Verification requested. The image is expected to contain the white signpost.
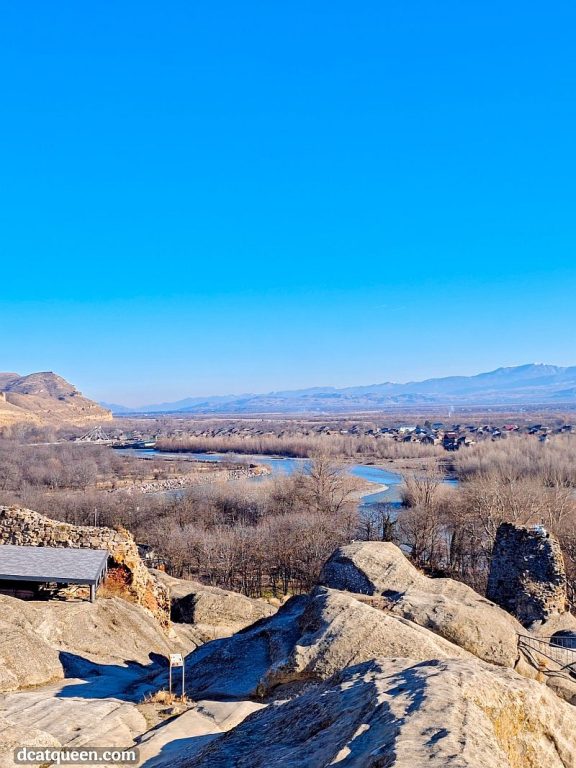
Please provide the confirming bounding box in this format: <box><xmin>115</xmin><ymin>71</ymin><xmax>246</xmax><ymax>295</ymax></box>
<box><xmin>168</xmin><ymin>653</ymin><xmax>185</xmax><ymax>700</ymax></box>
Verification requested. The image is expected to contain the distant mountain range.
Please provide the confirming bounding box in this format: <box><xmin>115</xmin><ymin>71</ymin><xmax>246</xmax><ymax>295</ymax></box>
<box><xmin>102</xmin><ymin>364</ymin><xmax>576</xmax><ymax>415</ymax></box>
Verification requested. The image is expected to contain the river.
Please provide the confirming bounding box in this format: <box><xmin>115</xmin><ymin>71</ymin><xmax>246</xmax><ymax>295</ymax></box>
<box><xmin>120</xmin><ymin>448</ymin><xmax>406</xmax><ymax>508</ymax></box>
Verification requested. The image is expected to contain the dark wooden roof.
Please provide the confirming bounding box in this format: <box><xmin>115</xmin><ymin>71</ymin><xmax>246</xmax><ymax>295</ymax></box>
<box><xmin>0</xmin><ymin>545</ymin><xmax>108</xmax><ymax>585</ymax></box>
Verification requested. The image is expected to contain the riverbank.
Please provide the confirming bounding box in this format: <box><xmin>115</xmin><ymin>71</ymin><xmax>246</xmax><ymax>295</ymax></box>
<box><xmin>114</xmin><ymin>447</ymin><xmax>406</xmax><ymax>507</ymax></box>
<box><xmin>112</xmin><ymin>464</ymin><xmax>271</xmax><ymax>494</ymax></box>
<box><xmin>151</xmin><ymin>445</ymin><xmax>451</xmax><ymax>482</ymax></box>
<box><xmin>352</xmin><ymin>454</ymin><xmax>456</xmax><ymax>480</ymax></box>
<box><xmin>352</xmin><ymin>482</ymin><xmax>390</xmax><ymax>502</ymax></box>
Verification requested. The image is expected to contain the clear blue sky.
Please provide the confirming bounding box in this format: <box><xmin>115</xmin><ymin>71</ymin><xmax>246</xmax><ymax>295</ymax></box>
<box><xmin>1</xmin><ymin>1</ymin><xmax>575</xmax><ymax>405</ymax></box>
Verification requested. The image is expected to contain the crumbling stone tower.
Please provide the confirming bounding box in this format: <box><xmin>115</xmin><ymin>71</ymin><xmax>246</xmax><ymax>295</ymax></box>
<box><xmin>487</xmin><ymin>522</ymin><xmax>567</xmax><ymax>626</ymax></box>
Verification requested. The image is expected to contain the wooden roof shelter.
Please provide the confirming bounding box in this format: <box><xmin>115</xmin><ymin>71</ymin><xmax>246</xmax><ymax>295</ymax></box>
<box><xmin>0</xmin><ymin>545</ymin><xmax>109</xmax><ymax>602</ymax></box>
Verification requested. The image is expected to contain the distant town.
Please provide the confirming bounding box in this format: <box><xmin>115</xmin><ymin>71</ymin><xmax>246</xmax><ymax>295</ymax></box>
<box><xmin>74</xmin><ymin>415</ymin><xmax>576</xmax><ymax>453</ymax></box>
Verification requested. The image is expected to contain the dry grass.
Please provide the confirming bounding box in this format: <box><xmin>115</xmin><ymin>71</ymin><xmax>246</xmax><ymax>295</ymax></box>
<box><xmin>455</xmin><ymin>433</ymin><xmax>576</xmax><ymax>486</ymax></box>
<box><xmin>143</xmin><ymin>689</ymin><xmax>176</xmax><ymax>705</ymax></box>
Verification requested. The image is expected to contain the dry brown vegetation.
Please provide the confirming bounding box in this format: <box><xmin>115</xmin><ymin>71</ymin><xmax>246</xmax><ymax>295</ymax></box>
<box><xmin>157</xmin><ymin>433</ymin><xmax>442</xmax><ymax>460</ymax></box>
<box><xmin>0</xmin><ymin>441</ymin><xmax>225</xmax><ymax>494</ymax></box>
<box><xmin>2</xmin><ymin>425</ymin><xmax>576</xmax><ymax>607</ymax></box>
<box><xmin>0</xmin><ymin>441</ymin><xmax>362</xmax><ymax>597</ymax></box>
<box><xmin>139</xmin><ymin>456</ymin><xmax>361</xmax><ymax>596</ymax></box>
<box><xmin>394</xmin><ymin>434</ymin><xmax>576</xmax><ymax>597</ymax></box>
<box><xmin>455</xmin><ymin>434</ymin><xmax>576</xmax><ymax>486</ymax></box>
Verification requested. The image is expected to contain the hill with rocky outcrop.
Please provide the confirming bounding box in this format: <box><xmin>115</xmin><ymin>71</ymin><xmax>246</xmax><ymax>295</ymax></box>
<box><xmin>145</xmin><ymin>541</ymin><xmax>576</xmax><ymax>767</ymax></box>
<box><xmin>0</xmin><ymin>371</ymin><xmax>111</xmax><ymax>428</ymax></box>
<box><xmin>1</xmin><ymin>526</ymin><xmax>576</xmax><ymax>767</ymax></box>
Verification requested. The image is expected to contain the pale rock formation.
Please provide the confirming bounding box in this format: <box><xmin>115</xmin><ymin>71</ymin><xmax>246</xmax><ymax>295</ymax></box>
<box><xmin>188</xmin><ymin>658</ymin><xmax>576</xmax><ymax>768</ymax></box>
<box><xmin>262</xmin><ymin>586</ymin><xmax>471</xmax><ymax>690</ymax></box>
<box><xmin>0</xmin><ymin>594</ymin><xmax>195</xmax><ymax>693</ymax></box>
<box><xmin>0</xmin><ymin>598</ymin><xmax>63</xmax><ymax>691</ymax></box>
<box><xmin>174</xmin><ymin>587</ymin><xmax>472</xmax><ymax>701</ymax></box>
<box><xmin>0</xmin><ymin>718</ymin><xmax>61</xmax><ymax>768</ymax></box>
<box><xmin>0</xmin><ymin>594</ymin><xmax>191</xmax><ymax>765</ymax></box>
<box><xmin>1</xmin><ymin>683</ymin><xmax>147</xmax><ymax>752</ymax></box>
<box><xmin>137</xmin><ymin>700</ymin><xmax>266</xmax><ymax>768</ymax></box>
<box><xmin>2</xmin><ymin>537</ymin><xmax>575</xmax><ymax>768</ymax></box>
<box><xmin>152</xmin><ymin>570</ymin><xmax>276</xmax><ymax>640</ymax></box>
<box><xmin>320</xmin><ymin>541</ymin><xmax>523</xmax><ymax>666</ymax></box>
<box><xmin>529</xmin><ymin>610</ymin><xmax>576</xmax><ymax>638</ymax></box>
<box><xmin>178</xmin><ymin>595</ymin><xmax>307</xmax><ymax>699</ymax></box>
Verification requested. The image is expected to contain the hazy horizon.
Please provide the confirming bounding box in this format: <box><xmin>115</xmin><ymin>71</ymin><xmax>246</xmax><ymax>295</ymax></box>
<box><xmin>87</xmin><ymin>362</ymin><xmax>576</xmax><ymax>407</ymax></box>
<box><xmin>5</xmin><ymin>361</ymin><xmax>576</xmax><ymax>408</ymax></box>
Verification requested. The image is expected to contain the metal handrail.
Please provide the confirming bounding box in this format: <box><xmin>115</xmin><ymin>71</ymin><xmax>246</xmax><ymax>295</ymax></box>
<box><xmin>518</xmin><ymin>633</ymin><xmax>576</xmax><ymax>674</ymax></box>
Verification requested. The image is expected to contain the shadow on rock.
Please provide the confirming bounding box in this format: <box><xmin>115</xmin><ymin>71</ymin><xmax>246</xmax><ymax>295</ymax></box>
<box><xmin>56</xmin><ymin>651</ymin><xmax>167</xmax><ymax>701</ymax></box>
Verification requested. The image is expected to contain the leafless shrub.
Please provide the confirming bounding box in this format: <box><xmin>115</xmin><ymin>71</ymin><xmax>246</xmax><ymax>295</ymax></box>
<box><xmin>157</xmin><ymin>434</ymin><xmax>442</xmax><ymax>460</ymax></box>
<box><xmin>444</xmin><ymin>436</ymin><xmax>576</xmax><ymax>594</ymax></box>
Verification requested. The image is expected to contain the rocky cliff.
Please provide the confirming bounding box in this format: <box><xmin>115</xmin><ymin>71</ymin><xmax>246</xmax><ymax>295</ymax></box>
<box><xmin>0</xmin><ymin>371</ymin><xmax>112</xmax><ymax>428</ymax></box>
<box><xmin>146</xmin><ymin>541</ymin><xmax>576</xmax><ymax>767</ymax></box>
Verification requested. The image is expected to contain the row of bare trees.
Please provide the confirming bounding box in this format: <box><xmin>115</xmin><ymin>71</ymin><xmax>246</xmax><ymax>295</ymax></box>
<box><xmin>151</xmin><ymin>510</ymin><xmax>356</xmax><ymax>596</ymax></box>
<box><xmin>1</xmin><ymin>452</ymin><xmax>361</xmax><ymax>597</ymax></box>
<box><xmin>157</xmin><ymin>433</ymin><xmax>442</xmax><ymax>460</ymax></box>
<box><xmin>392</xmin><ymin>435</ymin><xmax>576</xmax><ymax>595</ymax></box>
<box><xmin>0</xmin><ymin>441</ymin><xmax>204</xmax><ymax>493</ymax></box>
<box><xmin>143</xmin><ymin>456</ymin><xmax>360</xmax><ymax>596</ymax></box>
<box><xmin>3</xmin><ymin>431</ymin><xmax>576</xmax><ymax>602</ymax></box>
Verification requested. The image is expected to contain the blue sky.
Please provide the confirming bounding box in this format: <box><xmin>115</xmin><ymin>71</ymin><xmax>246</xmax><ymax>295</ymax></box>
<box><xmin>1</xmin><ymin>1</ymin><xmax>575</xmax><ymax>405</ymax></box>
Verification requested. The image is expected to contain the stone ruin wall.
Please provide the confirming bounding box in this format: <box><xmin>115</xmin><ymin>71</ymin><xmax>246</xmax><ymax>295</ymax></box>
<box><xmin>0</xmin><ymin>505</ymin><xmax>170</xmax><ymax>630</ymax></box>
<box><xmin>487</xmin><ymin>522</ymin><xmax>567</xmax><ymax>626</ymax></box>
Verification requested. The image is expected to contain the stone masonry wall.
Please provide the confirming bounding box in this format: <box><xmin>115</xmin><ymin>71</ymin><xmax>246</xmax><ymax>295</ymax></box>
<box><xmin>0</xmin><ymin>505</ymin><xmax>170</xmax><ymax>630</ymax></box>
<box><xmin>487</xmin><ymin>522</ymin><xmax>567</xmax><ymax>626</ymax></box>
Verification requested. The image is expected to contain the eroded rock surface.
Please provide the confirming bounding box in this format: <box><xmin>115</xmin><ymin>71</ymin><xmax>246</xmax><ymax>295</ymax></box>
<box><xmin>262</xmin><ymin>587</ymin><xmax>471</xmax><ymax>690</ymax></box>
<box><xmin>0</xmin><ymin>597</ymin><xmax>63</xmax><ymax>691</ymax></box>
<box><xmin>187</xmin><ymin>658</ymin><xmax>576</xmax><ymax>768</ymax></box>
<box><xmin>320</xmin><ymin>541</ymin><xmax>522</xmax><ymax>666</ymax></box>
<box><xmin>0</xmin><ymin>594</ymin><xmax>190</xmax><ymax>766</ymax></box>
<box><xmin>168</xmin><ymin>586</ymin><xmax>473</xmax><ymax>702</ymax></box>
<box><xmin>152</xmin><ymin>570</ymin><xmax>275</xmax><ymax>640</ymax></box>
<box><xmin>2</xmin><ymin>538</ymin><xmax>575</xmax><ymax>768</ymax></box>
<box><xmin>178</xmin><ymin>595</ymin><xmax>307</xmax><ymax>699</ymax></box>
<box><xmin>0</xmin><ymin>718</ymin><xmax>60</xmax><ymax>768</ymax></box>
<box><xmin>0</xmin><ymin>594</ymin><xmax>194</xmax><ymax>693</ymax></box>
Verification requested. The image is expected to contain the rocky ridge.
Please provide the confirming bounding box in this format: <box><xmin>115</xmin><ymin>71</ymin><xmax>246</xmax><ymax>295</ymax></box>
<box><xmin>320</xmin><ymin>541</ymin><xmax>524</xmax><ymax>665</ymax></box>
<box><xmin>153</xmin><ymin>570</ymin><xmax>276</xmax><ymax>642</ymax></box>
<box><xmin>1</xmin><ymin>532</ymin><xmax>576</xmax><ymax>767</ymax></box>
<box><xmin>0</xmin><ymin>371</ymin><xmax>111</xmax><ymax>428</ymax></box>
<box><xmin>148</xmin><ymin>541</ymin><xmax>576</xmax><ymax>767</ymax></box>
<box><xmin>189</xmin><ymin>658</ymin><xmax>576</xmax><ymax>768</ymax></box>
